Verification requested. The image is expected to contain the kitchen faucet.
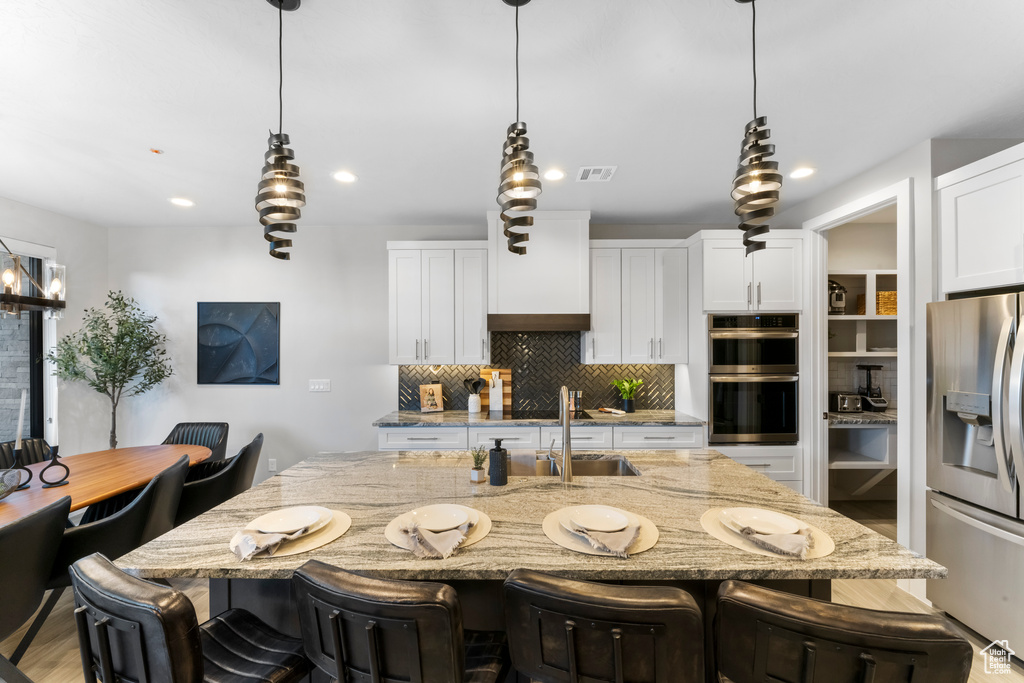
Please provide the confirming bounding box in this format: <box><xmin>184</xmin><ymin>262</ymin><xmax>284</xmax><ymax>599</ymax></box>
<box><xmin>559</xmin><ymin>385</ymin><xmax>573</xmax><ymax>482</ymax></box>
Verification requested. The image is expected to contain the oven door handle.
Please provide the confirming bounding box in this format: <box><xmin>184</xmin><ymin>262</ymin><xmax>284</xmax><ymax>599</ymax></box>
<box><xmin>709</xmin><ymin>331</ymin><xmax>799</xmax><ymax>339</ymax></box>
<box><xmin>710</xmin><ymin>374</ymin><xmax>799</xmax><ymax>383</ymax></box>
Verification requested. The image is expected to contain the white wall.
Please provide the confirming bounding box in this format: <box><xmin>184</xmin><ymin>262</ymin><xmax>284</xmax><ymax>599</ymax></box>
<box><xmin>107</xmin><ymin>222</ymin><xmax>485</xmax><ymax>482</ymax></box>
<box><xmin>0</xmin><ymin>197</ymin><xmax>110</xmax><ymax>455</ymax></box>
<box><xmin>826</xmin><ymin>223</ymin><xmax>897</xmax><ymax>271</ymax></box>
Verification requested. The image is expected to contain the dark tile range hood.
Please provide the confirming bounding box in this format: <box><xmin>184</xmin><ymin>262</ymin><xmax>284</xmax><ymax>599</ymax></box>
<box><xmin>487</xmin><ymin>313</ymin><xmax>591</xmax><ymax>332</ymax></box>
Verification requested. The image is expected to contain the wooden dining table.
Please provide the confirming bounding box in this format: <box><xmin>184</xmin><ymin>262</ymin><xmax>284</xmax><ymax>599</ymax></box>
<box><xmin>0</xmin><ymin>444</ymin><xmax>212</xmax><ymax>527</ymax></box>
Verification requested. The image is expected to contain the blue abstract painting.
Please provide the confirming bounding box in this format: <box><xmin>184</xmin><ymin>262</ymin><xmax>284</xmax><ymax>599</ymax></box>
<box><xmin>197</xmin><ymin>302</ymin><xmax>280</xmax><ymax>384</ymax></box>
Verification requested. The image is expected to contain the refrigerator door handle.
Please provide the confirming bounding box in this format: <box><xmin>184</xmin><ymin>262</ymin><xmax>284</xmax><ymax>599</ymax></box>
<box><xmin>1009</xmin><ymin>313</ymin><xmax>1024</xmax><ymax>487</ymax></box>
<box><xmin>931</xmin><ymin>498</ymin><xmax>1024</xmax><ymax>548</ymax></box>
<box><xmin>991</xmin><ymin>316</ymin><xmax>1016</xmax><ymax>493</ymax></box>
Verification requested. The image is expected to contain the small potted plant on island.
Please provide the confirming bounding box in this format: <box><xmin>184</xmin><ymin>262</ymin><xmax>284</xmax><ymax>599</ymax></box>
<box><xmin>470</xmin><ymin>446</ymin><xmax>487</xmax><ymax>483</ymax></box>
<box><xmin>611</xmin><ymin>378</ymin><xmax>643</xmax><ymax>413</ymax></box>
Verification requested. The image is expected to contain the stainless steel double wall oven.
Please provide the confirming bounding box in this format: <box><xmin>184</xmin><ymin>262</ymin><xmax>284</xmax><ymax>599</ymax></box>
<box><xmin>709</xmin><ymin>314</ymin><xmax>799</xmax><ymax>444</ymax></box>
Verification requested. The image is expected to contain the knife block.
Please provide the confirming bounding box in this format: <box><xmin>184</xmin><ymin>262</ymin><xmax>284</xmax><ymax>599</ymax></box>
<box><xmin>480</xmin><ymin>368</ymin><xmax>512</xmax><ymax>415</ymax></box>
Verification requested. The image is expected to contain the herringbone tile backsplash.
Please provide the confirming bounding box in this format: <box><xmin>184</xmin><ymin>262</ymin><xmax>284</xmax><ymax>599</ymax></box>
<box><xmin>398</xmin><ymin>332</ymin><xmax>674</xmax><ymax>411</ymax></box>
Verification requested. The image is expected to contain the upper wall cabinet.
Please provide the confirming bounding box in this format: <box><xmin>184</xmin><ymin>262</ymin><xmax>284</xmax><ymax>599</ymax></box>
<box><xmin>582</xmin><ymin>246</ymin><xmax>688</xmax><ymax>365</ymax></box>
<box><xmin>388</xmin><ymin>246</ymin><xmax>488</xmax><ymax>365</ymax></box>
<box><xmin>702</xmin><ymin>237</ymin><xmax>803</xmax><ymax>312</ymax></box>
<box><xmin>937</xmin><ymin>143</ymin><xmax>1024</xmax><ymax>294</ymax></box>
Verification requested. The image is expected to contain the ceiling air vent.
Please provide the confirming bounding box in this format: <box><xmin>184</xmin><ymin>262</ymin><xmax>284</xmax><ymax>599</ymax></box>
<box><xmin>576</xmin><ymin>166</ymin><xmax>617</xmax><ymax>182</ymax></box>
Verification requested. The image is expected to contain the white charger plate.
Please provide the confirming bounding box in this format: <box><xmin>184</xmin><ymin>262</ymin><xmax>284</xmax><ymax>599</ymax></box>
<box><xmin>719</xmin><ymin>507</ymin><xmax>802</xmax><ymax>535</ymax></box>
<box><xmin>544</xmin><ymin>507</ymin><xmax>659</xmax><ymax>557</ymax></box>
<box><xmin>385</xmin><ymin>505</ymin><xmax>491</xmax><ymax>551</ymax></box>
<box><xmin>250</xmin><ymin>506</ymin><xmax>325</xmax><ymax>534</ymax></box>
<box><xmin>701</xmin><ymin>508</ymin><xmax>835</xmax><ymax>560</ymax></box>
<box><xmin>568</xmin><ymin>505</ymin><xmax>630</xmax><ymax>532</ymax></box>
<box><xmin>408</xmin><ymin>504</ymin><xmax>470</xmax><ymax>532</ymax></box>
<box><xmin>269</xmin><ymin>510</ymin><xmax>352</xmax><ymax>558</ymax></box>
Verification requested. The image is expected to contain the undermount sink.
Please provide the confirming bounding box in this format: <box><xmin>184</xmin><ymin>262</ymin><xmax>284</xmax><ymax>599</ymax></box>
<box><xmin>508</xmin><ymin>454</ymin><xmax>640</xmax><ymax>477</ymax></box>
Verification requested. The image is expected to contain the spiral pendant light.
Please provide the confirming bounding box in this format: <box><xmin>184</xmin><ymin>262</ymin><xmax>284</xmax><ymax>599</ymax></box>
<box><xmin>256</xmin><ymin>0</ymin><xmax>305</xmax><ymax>260</ymax></box>
<box><xmin>496</xmin><ymin>0</ymin><xmax>542</xmax><ymax>256</ymax></box>
<box><xmin>731</xmin><ymin>0</ymin><xmax>781</xmax><ymax>256</ymax></box>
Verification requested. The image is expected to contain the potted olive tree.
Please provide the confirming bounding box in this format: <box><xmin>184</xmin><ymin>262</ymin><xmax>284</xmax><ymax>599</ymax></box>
<box><xmin>47</xmin><ymin>291</ymin><xmax>173</xmax><ymax>449</ymax></box>
<box><xmin>611</xmin><ymin>378</ymin><xmax>644</xmax><ymax>413</ymax></box>
<box><xmin>470</xmin><ymin>445</ymin><xmax>487</xmax><ymax>483</ymax></box>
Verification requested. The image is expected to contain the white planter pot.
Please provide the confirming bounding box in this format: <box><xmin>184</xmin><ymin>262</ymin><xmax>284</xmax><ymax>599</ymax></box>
<box><xmin>470</xmin><ymin>468</ymin><xmax>486</xmax><ymax>483</ymax></box>
<box><xmin>468</xmin><ymin>394</ymin><xmax>482</xmax><ymax>413</ymax></box>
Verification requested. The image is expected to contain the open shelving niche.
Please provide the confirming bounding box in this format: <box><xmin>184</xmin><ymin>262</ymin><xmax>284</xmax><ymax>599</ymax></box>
<box><xmin>828</xmin><ymin>270</ymin><xmax>897</xmax><ymax>357</ymax></box>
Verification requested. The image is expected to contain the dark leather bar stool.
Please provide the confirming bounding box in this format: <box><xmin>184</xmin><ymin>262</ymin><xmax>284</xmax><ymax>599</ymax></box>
<box><xmin>164</xmin><ymin>421</ymin><xmax>230</xmax><ymax>463</ymax></box>
<box><xmin>292</xmin><ymin>559</ymin><xmax>511</xmax><ymax>683</ymax></box>
<box><xmin>175</xmin><ymin>433</ymin><xmax>263</xmax><ymax>526</ymax></box>
<box><xmin>70</xmin><ymin>553</ymin><xmax>309</xmax><ymax>683</ymax></box>
<box><xmin>0</xmin><ymin>496</ymin><xmax>71</xmax><ymax>683</ymax></box>
<box><xmin>502</xmin><ymin>568</ymin><xmax>705</xmax><ymax>683</ymax></box>
<box><xmin>10</xmin><ymin>455</ymin><xmax>190</xmax><ymax>664</ymax></box>
<box><xmin>715</xmin><ymin>580</ymin><xmax>973</xmax><ymax>683</ymax></box>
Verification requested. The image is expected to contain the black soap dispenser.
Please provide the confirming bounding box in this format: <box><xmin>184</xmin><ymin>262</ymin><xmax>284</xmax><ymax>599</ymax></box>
<box><xmin>489</xmin><ymin>439</ymin><xmax>508</xmax><ymax>486</ymax></box>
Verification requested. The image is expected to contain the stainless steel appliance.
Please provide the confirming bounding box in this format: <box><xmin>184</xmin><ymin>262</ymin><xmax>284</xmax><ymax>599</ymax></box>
<box><xmin>709</xmin><ymin>314</ymin><xmax>799</xmax><ymax>444</ymax></box>
<box><xmin>856</xmin><ymin>364</ymin><xmax>889</xmax><ymax>412</ymax></box>
<box><xmin>829</xmin><ymin>392</ymin><xmax>862</xmax><ymax>413</ymax></box>
<box><xmin>828</xmin><ymin>280</ymin><xmax>848</xmax><ymax>315</ymax></box>
<box><xmin>927</xmin><ymin>293</ymin><xmax>1024</xmax><ymax>649</ymax></box>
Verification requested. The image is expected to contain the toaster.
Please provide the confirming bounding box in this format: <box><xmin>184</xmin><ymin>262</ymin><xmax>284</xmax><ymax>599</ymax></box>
<box><xmin>829</xmin><ymin>392</ymin><xmax>862</xmax><ymax>413</ymax></box>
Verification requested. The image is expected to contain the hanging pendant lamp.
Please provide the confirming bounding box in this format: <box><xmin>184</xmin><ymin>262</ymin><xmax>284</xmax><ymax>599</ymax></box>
<box><xmin>256</xmin><ymin>0</ymin><xmax>305</xmax><ymax>260</ymax></box>
<box><xmin>496</xmin><ymin>0</ymin><xmax>542</xmax><ymax>256</ymax></box>
<box><xmin>731</xmin><ymin>0</ymin><xmax>781</xmax><ymax>256</ymax></box>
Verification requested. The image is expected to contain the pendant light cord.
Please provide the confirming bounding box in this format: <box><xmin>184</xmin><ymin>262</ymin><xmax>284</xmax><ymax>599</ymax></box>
<box><xmin>515</xmin><ymin>5</ymin><xmax>520</xmax><ymax>122</ymax></box>
<box><xmin>278</xmin><ymin>0</ymin><xmax>284</xmax><ymax>135</ymax></box>
<box><xmin>751</xmin><ymin>0</ymin><xmax>758</xmax><ymax>120</ymax></box>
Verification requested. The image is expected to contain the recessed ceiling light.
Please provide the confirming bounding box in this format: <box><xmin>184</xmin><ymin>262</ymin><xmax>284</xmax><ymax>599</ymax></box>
<box><xmin>790</xmin><ymin>167</ymin><xmax>816</xmax><ymax>179</ymax></box>
<box><xmin>333</xmin><ymin>170</ymin><xmax>358</xmax><ymax>183</ymax></box>
<box><xmin>169</xmin><ymin>197</ymin><xmax>194</xmax><ymax>207</ymax></box>
<box><xmin>544</xmin><ymin>169</ymin><xmax>566</xmax><ymax>181</ymax></box>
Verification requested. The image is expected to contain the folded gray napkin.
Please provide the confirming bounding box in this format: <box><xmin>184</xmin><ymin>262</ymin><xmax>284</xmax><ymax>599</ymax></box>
<box><xmin>739</xmin><ymin>526</ymin><xmax>813</xmax><ymax>559</ymax></box>
<box><xmin>399</xmin><ymin>521</ymin><xmax>472</xmax><ymax>559</ymax></box>
<box><xmin>567</xmin><ymin>520</ymin><xmax>640</xmax><ymax>558</ymax></box>
<box><xmin>230</xmin><ymin>527</ymin><xmax>308</xmax><ymax>561</ymax></box>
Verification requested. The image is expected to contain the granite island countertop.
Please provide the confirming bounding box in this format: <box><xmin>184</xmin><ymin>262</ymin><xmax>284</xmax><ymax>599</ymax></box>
<box><xmin>372</xmin><ymin>409</ymin><xmax>704</xmax><ymax>427</ymax></box>
<box><xmin>117</xmin><ymin>449</ymin><xmax>941</xmax><ymax>582</ymax></box>
<box><xmin>829</xmin><ymin>409</ymin><xmax>898</xmax><ymax>426</ymax></box>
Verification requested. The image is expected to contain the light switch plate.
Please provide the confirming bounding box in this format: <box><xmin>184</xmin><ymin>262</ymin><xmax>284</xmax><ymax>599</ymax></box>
<box><xmin>268</xmin><ymin>459</ymin><xmax>277</xmax><ymax>472</ymax></box>
<box><xmin>309</xmin><ymin>379</ymin><xmax>331</xmax><ymax>392</ymax></box>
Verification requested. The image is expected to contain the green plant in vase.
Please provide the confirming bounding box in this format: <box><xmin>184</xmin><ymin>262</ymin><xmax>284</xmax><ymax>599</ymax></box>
<box><xmin>470</xmin><ymin>445</ymin><xmax>487</xmax><ymax>483</ymax></box>
<box><xmin>611</xmin><ymin>378</ymin><xmax>643</xmax><ymax>413</ymax></box>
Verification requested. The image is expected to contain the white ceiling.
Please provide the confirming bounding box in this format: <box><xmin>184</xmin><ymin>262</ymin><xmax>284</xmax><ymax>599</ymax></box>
<box><xmin>3</xmin><ymin>0</ymin><xmax>1023</xmax><ymax>231</ymax></box>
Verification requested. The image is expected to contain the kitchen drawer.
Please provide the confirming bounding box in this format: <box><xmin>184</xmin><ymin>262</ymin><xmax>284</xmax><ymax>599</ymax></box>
<box><xmin>613</xmin><ymin>426</ymin><xmax>704</xmax><ymax>449</ymax></box>
<box><xmin>467</xmin><ymin>426</ymin><xmax>541</xmax><ymax>449</ymax></box>
<box><xmin>541</xmin><ymin>426</ymin><xmax>615</xmax><ymax>450</ymax></box>
<box><xmin>714</xmin><ymin>444</ymin><xmax>802</xmax><ymax>480</ymax></box>
<box><xmin>377</xmin><ymin>427</ymin><xmax>468</xmax><ymax>450</ymax></box>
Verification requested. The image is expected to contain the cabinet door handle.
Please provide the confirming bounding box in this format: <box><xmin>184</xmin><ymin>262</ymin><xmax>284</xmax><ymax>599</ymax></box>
<box><xmin>424</xmin><ymin>339</ymin><xmax>429</xmax><ymax>359</ymax></box>
<box><xmin>650</xmin><ymin>338</ymin><xmax>654</xmax><ymax>359</ymax></box>
<box><xmin>407</xmin><ymin>437</ymin><xmax>439</xmax><ymax>441</ymax></box>
<box><xmin>747</xmin><ymin>283</ymin><xmax>752</xmax><ymax>306</ymax></box>
<box><xmin>415</xmin><ymin>339</ymin><xmax>420</xmax><ymax>360</ymax></box>
<box><xmin>757</xmin><ymin>282</ymin><xmax>762</xmax><ymax>306</ymax></box>
<box><xmin>482</xmin><ymin>338</ymin><xmax>486</xmax><ymax>359</ymax></box>
<box><xmin>592</xmin><ymin>337</ymin><xmax>596</xmax><ymax>358</ymax></box>
<box><xmin>659</xmin><ymin>338</ymin><xmax>663</xmax><ymax>359</ymax></box>
<box><xmin>643</xmin><ymin>436</ymin><xmax>676</xmax><ymax>440</ymax></box>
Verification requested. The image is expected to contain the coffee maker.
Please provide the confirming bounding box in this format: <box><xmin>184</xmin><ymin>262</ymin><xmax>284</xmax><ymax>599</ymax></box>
<box><xmin>828</xmin><ymin>280</ymin><xmax>847</xmax><ymax>315</ymax></box>
<box><xmin>856</xmin><ymin>364</ymin><xmax>889</xmax><ymax>412</ymax></box>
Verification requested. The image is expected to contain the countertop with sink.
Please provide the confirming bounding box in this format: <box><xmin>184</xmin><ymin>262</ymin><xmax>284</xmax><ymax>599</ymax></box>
<box><xmin>117</xmin><ymin>448</ymin><xmax>940</xmax><ymax>582</ymax></box>
<box><xmin>372</xmin><ymin>408</ymin><xmax>704</xmax><ymax>427</ymax></box>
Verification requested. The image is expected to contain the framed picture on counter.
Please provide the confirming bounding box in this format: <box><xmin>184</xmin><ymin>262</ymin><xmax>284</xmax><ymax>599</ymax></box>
<box><xmin>420</xmin><ymin>383</ymin><xmax>443</xmax><ymax>412</ymax></box>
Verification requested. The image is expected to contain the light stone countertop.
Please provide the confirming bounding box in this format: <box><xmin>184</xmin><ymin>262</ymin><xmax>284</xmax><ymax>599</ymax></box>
<box><xmin>828</xmin><ymin>409</ymin><xmax>898</xmax><ymax>426</ymax></box>
<box><xmin>372</xmin><ymin>409</ymin><xmax>704</xmax><ymax>427</ymax></box>
<box><xmin>117</xmin><ymin>449</ymin><xmax>941</xmax><ymax>582</ymax></box>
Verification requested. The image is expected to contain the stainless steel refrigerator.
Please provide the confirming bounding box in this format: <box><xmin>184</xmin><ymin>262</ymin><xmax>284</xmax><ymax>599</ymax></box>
<box><xmin>927</xmin><ymin>293</ymin><xmax>1024</xmax><ymax>647</ymax></box>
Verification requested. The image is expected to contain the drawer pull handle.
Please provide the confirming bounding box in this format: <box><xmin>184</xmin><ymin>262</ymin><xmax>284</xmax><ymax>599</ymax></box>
<box><xmin>747</xmin><ymin>463</ymin><xmax>772</xmax><ymax>468</ymax></box>
<box><xmin>487</xmin><ymin>437</ymin><xmax>519</xmax><ymax>441</ymax></box>
<box><xmin>406</xmin><ymin>437</ymin><xmax>439</xmax><ymax>441</ymax></box>
<box><xmin>574</xmin><ymin>436</ymin><xmax>594</xmax><ymax>440</ymax></box>
<box><xmin>643</xmin><ymin>436</ymin><xmax>676</xmax><ymax>440</ymax></box>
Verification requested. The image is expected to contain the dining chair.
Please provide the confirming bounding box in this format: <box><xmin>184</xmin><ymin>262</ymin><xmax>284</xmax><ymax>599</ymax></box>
<box><xmin>9</xmin><ymin>454</ymin><xmax>189</xmax><ymax>665</ymax></box>
<box><xmin>0</xmin><ymin>495</ymin><xmax>71</xmax><ymax>683</ymax></box>
<box><xmin>715</xmin><ymin>580</ymin><xmax>973</xmax><ymax>683</ymax></box>
<box><xmin>0</xmin><ymin>438</ymin><xmax>51</xmax><ymax>467</ymax></box>
<box><xmin>502</xmin><ymin>568</ymin><xmax>705</xmax><ymax>683</ymax></box>
<box><xmin>163</xmin><ymin>421</ymin><xmax>229</xmax><ymax>462</ymax></box>
<box><xmin>174</xmin><ymin>433</ymin><xmax>263</xmax><ymax>526</ymax></box>
<box><xmin>70</xmin><ymin>552</ymin><xmax>309</xmax><ymax>683</ymax></box>
<box><xmin>292</xmin><ymin>559</ymin><xmax>511</xmax><ymax>683</ymax></box>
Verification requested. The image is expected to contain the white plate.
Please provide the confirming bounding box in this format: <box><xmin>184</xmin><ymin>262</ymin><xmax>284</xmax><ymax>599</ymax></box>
<box><xmin>568</xmin><ymin>505</ymin><xmax>629</xmax><ymax>532</ymax></box>
<box><xmin>385</xmin><ymin>506</ymin><xmax>492</xmax><ymax>552</ymax></box>
<box><xmin>700</xmin><ymin>508</ymin><xmax>835</xmax><ymax>560</ymax></box>
<box><xmin>250</xmin><ymin>506</ymin><xmax>324</xmax><ymax>534</ymax></box>
<box><xmin>408</xmin><ymin>504</ymin><xmax>470</xmax><ymax>532</ymax></box>
<box><xmin>269</xmin><ymin>510</ymin><xmax>352</xmax><ymax>558</ymax></box>
<box><xmin>719</xmin><ymin>507</ymin><xmax>802</xmax><ymax>535</ymax></box>
<box><xmin>543</xmin><ymin>510</ymin><xmax>659</xmax><ymax>557</ymax></box>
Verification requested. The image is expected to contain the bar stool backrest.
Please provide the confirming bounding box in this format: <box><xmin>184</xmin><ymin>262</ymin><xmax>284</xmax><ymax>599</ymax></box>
<box><xmin>502</xmin><ymin>568</ymin><xmax>705</xmax><ymax>683</ymax></box>
<box><xmin>715</xmin><ymin>580</ymin><xmax>973</xmax><ymax>683</ymax></box>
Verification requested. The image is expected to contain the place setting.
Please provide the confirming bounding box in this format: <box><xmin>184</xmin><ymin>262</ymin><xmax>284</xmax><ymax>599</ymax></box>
<box><xmin>700</xmin><ymin>507</ymin><xmax>835</xmax><ymax>560</ymax></box>
<box><xmin>543</xmin><ymin>504</ymin><xmax>659</xmax><ymax>558</ymax></box>
<box><xmin>385</xmin><ymin>503</ymin><xmax>491</xmax><ymax>559</ymax></box>
<box><xmin>230</xmin><ymin>505</ymin><xmax>352</xmax><ymax>561</ymax></box>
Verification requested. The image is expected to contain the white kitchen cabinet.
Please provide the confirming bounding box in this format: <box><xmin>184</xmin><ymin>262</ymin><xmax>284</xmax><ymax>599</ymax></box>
<box><xmin>378</xmin><ymin>427</ymin><xmax>469</xmax><ymax>450</ymax></box>
<box><xmin>702</xmin><ymin>237</ymin><xmax>803</xmax><ymax>312</ymax></box>
<box><xmin>388</xmin><ymin>249</ymin><xmax>455</xmax><ymax>365</ymax></box>
<box><xmin>619</xmin><ymin>248</ymin><xmax>688</xmax><ymax>364</ymax></box>
<box><xmin>655</xmin><ymin>248</ymin><xmax>688</xmax><ymax>363</ymax></box>
<box><xmin>612</xmin><ymin>426</ymin><xmax>704</xmax><ymax>449</ymax></box>
<box><xmin>622</xmin><ymin>249</ymin><xmax>658</xmax><ymax>363</ymax></box>
<box><xmin>714</xmin><ymin>444</ymin><xmax>803</xmax><ymax>487</ymax></box>
<box><xmin>467</xmin><ymin>426</ymin><xmax>541</xmax><ymax>450</ymax></box>
<box><xmin>582</xmin><ymin>249</ymin><xmax>623</xmax><ymax>364</ymax></box>
<box><xmin>937</xmin><ymin>144</ymin><xmax>1024</xmax><ymax>293</ymax></box>
<box><xmin>454</xmin><ymin>249</ymin><xmax>489</xmax><ymax>365</ymax></box>
<box><xmin>541</xmin><ymin>425</ymin><xmax>615</xmax><ymax>450</ymax></box>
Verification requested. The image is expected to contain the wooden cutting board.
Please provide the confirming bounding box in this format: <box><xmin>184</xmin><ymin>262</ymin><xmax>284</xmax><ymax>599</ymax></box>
<box><xmin>480</xmin><ymin>368</ymin><xmax>512</xmax><ymax>414</ymax></box>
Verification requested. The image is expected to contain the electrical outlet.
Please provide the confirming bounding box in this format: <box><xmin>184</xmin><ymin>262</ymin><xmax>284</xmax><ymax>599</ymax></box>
<box><xmin>268</xmin><ymin>459</ymin><xmax>277</xmax><ymax>472</ymax></box>
<box><xmin>309</xmin><ymin>379</ymin><xmax>331</xmax><ymax>392</ymax></box>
